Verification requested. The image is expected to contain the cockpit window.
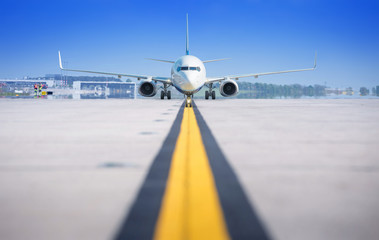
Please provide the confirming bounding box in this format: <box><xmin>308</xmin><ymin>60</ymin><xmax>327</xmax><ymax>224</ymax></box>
<box><xmin>177</xmin><ymin>66</ymin><xmax>200</xmax><ymax>72</ymax></box>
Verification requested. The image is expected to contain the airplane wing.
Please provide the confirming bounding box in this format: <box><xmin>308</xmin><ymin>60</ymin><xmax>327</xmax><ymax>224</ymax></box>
<box><xmin>206</xmin><ymin>53</ymin><xmax>317</xmax><ymax>84</ymax></box>
<box><xmin>58</xmin><ymin>51</ymin><xmax>171</xmax><ymax>84</ymax></box>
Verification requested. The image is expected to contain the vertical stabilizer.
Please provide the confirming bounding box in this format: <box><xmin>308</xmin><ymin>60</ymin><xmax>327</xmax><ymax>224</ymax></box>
<box><xmin>186</xmin><ymin>14</ymin><xmax>189</xmax><ymax>55</ymax></box>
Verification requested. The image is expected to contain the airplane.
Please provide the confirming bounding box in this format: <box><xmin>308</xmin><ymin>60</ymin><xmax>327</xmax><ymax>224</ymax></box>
<box><xmin>58</xmin><ymin>14</ymin><xmax>316</xmax><ymax>107</ymax></box>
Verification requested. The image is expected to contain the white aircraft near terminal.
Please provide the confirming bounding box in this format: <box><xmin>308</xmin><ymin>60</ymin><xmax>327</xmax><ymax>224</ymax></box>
<box><xmin>59</xmin><ymin>14</ymin><xmax>316</xmax><ymax>107</ymax></box>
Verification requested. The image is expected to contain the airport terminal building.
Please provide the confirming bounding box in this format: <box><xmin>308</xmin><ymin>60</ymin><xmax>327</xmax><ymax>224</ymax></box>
<box><xmin>0</xmin><ymin>79</ymin><xmax>54</xmax><ymax>93</ymax></box>
<box><xmin>73</xmin><ymin>81</ymin><xmax>136</xmax><ymax>99</ymax></box>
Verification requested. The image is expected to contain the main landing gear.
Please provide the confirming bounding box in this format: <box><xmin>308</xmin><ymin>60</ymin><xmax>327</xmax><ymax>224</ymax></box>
<box><xmin>160</xmin><ymin>83</ymin><xmax>171</xmax><ymax>100</ymax></box>
<box><xmin>205</xmin><ymin>83</ymin><xmax>216</xmax><ymax>100</ymax></box>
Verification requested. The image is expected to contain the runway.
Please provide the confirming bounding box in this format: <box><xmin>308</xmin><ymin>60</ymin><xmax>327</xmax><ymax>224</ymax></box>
<box><xmin>0</xmin><ymin>99</ymin><xmax>379</xmax><ymax>240</ymax></box>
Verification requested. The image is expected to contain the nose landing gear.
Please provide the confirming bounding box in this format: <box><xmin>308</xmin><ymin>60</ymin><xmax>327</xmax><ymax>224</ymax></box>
<box><xmin>186</xmin><ymin>95</ymin><xmax>192</xmax><ymax>108</ymax></box>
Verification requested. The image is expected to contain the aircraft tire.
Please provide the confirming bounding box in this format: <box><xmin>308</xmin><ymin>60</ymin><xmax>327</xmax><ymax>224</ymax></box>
<box><xmin>212</xmin><ymin>91</ymin><xmax>216</xmax><ymax>100</ymax></box>
<box><xmin>160</xmin><ymin>91</ymin><xmax>165</xmax><ymax>99</ymax></box>
<box><xmin>205</xmin><ymin>91</ymin><xmax>209</xmax><ymax>99</ymax></box>
<box><xmin>167</xmin><ymin>91</ymin><xmax>171</xmax><ymax>99</ymax></box>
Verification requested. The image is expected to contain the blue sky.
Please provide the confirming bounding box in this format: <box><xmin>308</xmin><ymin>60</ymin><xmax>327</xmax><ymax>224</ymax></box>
<box><xmin>0</xmin><ymin>0</ymin><xmax>378</xmax><ymax>88</ymax></box>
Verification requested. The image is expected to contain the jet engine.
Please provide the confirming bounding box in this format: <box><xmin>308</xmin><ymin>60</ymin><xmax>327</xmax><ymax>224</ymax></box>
<box><xmin>220</xmin><ymin>80</ymin><xmax>239</xmax><ymax>97</ymax></box>
<box><xmin>138</xmin><ymin>81</ymin><xmax>157</xmax><ymax>97</ymax></box>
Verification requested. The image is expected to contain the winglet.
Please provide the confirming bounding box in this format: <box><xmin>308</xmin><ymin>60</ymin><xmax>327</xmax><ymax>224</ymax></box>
<box><xmin>186</xmin><ymin>14</ymin><xmax>189</xmax><ymax>55</ymax></box>
<box><xmin>58</xmin><ymin>51</ymin><xmax>63</xmax><ymax>70</ymax></box>
<box><xmin>313</xmin><ymin>51</ymin><xmax>317</xmax><ymax>69</ymax></box>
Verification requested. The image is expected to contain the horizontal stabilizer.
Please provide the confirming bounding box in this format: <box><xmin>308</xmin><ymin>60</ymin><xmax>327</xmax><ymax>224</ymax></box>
<box><xmin>145</xmin><ymin>58</ymin><xmax>175</xmax><ymax>63</ymax></box>
<box><xmin>203</xmin><ymin>58</ymin><xmax>230</xmax><ymax>63</ymax></box>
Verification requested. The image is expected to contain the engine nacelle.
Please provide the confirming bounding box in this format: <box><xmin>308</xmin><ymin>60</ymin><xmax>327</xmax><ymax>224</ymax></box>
<box><xmin>220</xmin><ymin>80</ymin><xmax>239</xmax><ymax>97</ymax></box>
<box><xmin>138</xmin><ymin>81</ymin><xmax>157</xmax><ymax>97</ymax></box>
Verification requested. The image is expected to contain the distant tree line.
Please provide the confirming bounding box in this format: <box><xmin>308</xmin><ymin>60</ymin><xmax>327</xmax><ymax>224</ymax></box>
<box><xmin>360</xmin><ymin>86</ymin><xmax>379</xmax><ymax>96</ymax></box>
<box><xmin>360</xmin><ymin>87</ymin><xmax>369</xmax><ymax>96</ymax></box>
<box><xmin>235</xmin><ymin>82</ymin><xmax>326</xmax><ymax>98</ymax></box>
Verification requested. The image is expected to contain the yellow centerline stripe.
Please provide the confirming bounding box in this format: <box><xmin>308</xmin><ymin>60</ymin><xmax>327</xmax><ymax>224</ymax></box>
<box><xmin>154</xmin><ymin>106</ymin><xmax>231</xmax><ymax>240</ymax></box>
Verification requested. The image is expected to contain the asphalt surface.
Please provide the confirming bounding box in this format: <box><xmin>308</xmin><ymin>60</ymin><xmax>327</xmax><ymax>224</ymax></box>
<box><xmin>0</xmin><ymin>98</ymin><xmax>379</xmax><ymax>240</ymax></box>
<box><xmin>0</xmin><ymin>99</ymin><xmax>182</xmax><ymax>240</ymax></box>
<box><xmin>196</xmin><ymin>99</ymin><xmax>379</xmax><ymax>240</ymax></box>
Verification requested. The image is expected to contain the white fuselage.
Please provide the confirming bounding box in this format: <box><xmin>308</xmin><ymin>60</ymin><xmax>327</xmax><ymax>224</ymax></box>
<box><xmin>171</xmin><ymin>55</ymin><xmax>206</xmax><ymax>95</ymax></box>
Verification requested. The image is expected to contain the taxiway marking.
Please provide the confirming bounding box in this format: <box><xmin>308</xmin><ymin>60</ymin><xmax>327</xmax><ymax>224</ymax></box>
<box><xmin>154</xmin><ymin>106</ymin><xmax>230</xmax><ymax>240</ymax></box>
<box><xmin>115</xmin><ymin>101</ymin><xmax>270</xmax><ymax>240</ymax></box>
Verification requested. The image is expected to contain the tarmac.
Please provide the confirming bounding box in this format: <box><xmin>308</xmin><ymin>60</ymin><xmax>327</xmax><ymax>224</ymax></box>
<box><xmin>0</xmin><ymin>98</ymin><xmax>378</xmax><ymax>240</ymax></box>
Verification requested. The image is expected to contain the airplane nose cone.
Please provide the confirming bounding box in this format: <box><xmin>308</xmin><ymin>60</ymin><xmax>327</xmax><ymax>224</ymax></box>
<box><xmin>180</xmin><ymin>72</ymin><xmax>199</xmax><ymax>91</ymax></box>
